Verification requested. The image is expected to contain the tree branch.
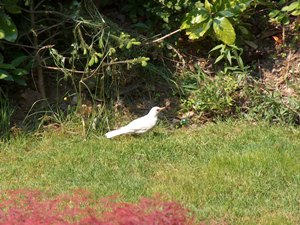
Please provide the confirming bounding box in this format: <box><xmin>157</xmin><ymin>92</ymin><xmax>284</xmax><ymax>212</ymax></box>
<box><xmin>30</xmin><ymin>0</ymin><xmax>46</xmax><ymax>100</ymax></box>
<box><xmin>152</xmin><ymin>29</ymin><xmax>181</xmax><ymax>43</ymax></box>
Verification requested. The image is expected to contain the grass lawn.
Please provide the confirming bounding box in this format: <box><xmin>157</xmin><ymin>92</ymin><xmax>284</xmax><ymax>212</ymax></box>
<box><xmin>0</xmin><ymin>121</ymin><xmax>299</xmax><ymax>224</ymax></box>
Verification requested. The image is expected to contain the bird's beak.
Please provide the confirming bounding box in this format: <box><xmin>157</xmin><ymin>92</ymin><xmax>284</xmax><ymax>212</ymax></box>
<box><xmin>159</xmin><ymin>107</ymin><xmax>166</xmax><ymax>111</ymax></box>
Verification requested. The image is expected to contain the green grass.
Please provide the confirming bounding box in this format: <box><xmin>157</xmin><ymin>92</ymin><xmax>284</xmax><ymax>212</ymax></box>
<box><xmin>1</xmin><ymin>121</ymin><xmax>299</xmax><ymax>224</ymax></box>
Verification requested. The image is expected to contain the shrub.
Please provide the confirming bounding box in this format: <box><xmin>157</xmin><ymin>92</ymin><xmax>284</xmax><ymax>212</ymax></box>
<box><xmin>0</xmin><ymin>189</ymin><xmax>198</xmax><ymax>225</ymax></box>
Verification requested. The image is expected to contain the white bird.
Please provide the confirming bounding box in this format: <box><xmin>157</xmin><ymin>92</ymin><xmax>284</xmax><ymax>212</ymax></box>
<box><xmin>105</xmin><ymin>106</ymin><xmax>165</xmax><ymax>138</ymax></box>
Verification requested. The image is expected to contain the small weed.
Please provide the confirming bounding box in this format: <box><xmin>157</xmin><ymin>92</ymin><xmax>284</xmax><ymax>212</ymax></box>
<box><xmin>242</xmin><ymin>79</ymin><xmax>300</xmax><ymax>124</ymax></box>
<box><xmin>181</xmin><ymin>69</ymin><xmax>242</xmax><ymax>120</ymax></box>
<box><xmin>180</xmin><ymin>66</ymin><xmax>300</xmax><ymax>125</ymax></box>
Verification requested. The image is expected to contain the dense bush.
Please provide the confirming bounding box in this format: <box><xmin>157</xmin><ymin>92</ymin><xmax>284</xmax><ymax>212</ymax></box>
<box><xmin>1</xmin><ymin>0</ymin><xmax>300</xmax><ymax>131</ymax></box>
<box><xmin>0</xmin><ymin>189</ymin><xmax>198</xmax><ymax>225</ymax></box>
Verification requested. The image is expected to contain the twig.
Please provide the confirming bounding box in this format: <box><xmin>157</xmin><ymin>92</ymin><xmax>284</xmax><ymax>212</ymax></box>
<box><xmin>1</xmin><ymin>41</ymin><xmax>40</xmax><ymax>49</ymax></box>
<box><xmin>152</xmin><ymin>29</ymin><xmax>181</xmax><ymax>43</ymax></box>
<box><xmin>166</xmin><ymin>43</ymin><xmax>186</xmax><ymax>66</ymax></box>
<box><xmin>37</xmin><ymin>21</ymin><xmax>70</xmax><ymax>36</ymax></box>
<box><xmin>282</xmin><ymin>26</ymin><xmax>285</xmax><ymax>44</ymax></box>
<box><xmin>42</xmin><ymin>65</ymin><xmax>88</xmax><ymax>74</ymax></box>
<box><xmin>43</xmin><ymin>58</ymin><xmax>147</xmax><ymax>76</ymax></box>
<box><xmin>39</xmin><ymin>31</ymin><xmax>61</xmax><ymax>46</ymax></box>
<box><xmin>34</xmin><ymin>0</ymin><xmax>47</xmax><ymax>10</ymax></box>
<box><xmin>21</xmin><ymin>8</ymin><xmax>71</xmax><ymax>18</ymax></box>
<box><xmin>30</xmin><ymin>0</ymin><xmax>46</xmax><ymax>100</ymax></box>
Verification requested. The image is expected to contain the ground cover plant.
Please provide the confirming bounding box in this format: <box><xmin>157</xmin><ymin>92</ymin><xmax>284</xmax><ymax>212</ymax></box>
<box><xmin>1</xmin><ymin>121</ymin><xmax>299</xmax><ymax>224</ymax></box>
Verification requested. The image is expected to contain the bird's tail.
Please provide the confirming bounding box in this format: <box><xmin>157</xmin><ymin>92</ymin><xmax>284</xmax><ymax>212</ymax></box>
<box><xmin>105</xmin><ymin>128</ymin><xmax>127</xmax><ymax>138</ymax></box>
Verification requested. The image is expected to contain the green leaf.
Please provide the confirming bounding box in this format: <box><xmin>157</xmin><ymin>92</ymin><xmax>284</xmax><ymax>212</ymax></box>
<box><xmin>13</xmin><ymin>68</ymin><xmax>28</xmax><ymax>76</ymax></box>
<box><xmin>0</xmin><ymin>69</ymin><xmax>9</xmax><ymax>79</ymax></box>
<box><xmin>226</xmin><ymin>50</ymin><xmax>232</xmax><ymax>65</ymax></box>
<box><xmin>232</xmin><ymin>2</ymin><xmax>251</xmax><ymax>14</ymax></box>
<box><xmin>244</xmin><ymin>40</ymin><xmax>258</xmax><ymax>49</ymax></box>
<box><xmin>281</xmin><ymin>15</ymin><xmax>290</xmax><ymax>25</ymax></box>
<box><xmin>238</xmin><ymin>25</ymin><xmax>249</xmax><ymax>36</ymax></box>
<box><xmin>186</xmin><ymin>19</ymin><xmax>212</xmax><ymax>39</ymax></box>
<box><xmin>0</xmin><ymin>12</ymin><xmax>18</xmax><ymax>42</ymax></box>
<box><xmin>109</xmin><ymin>47</ymin><xmax>116</xmax><ymax>56</ymax></box>
<box><xmin>95</xmin><ymin>52</ymin><xmax>104</xmax><ymax>58</ymax></box>
<box><xmin>213</xmin><ymin>17</ymin><xmax>236</xmax><ymax>45</ymax></box>
<box><xmin>141</xmin><ymin>60</ymin><xmax>147</xmax><ymax>67</ymax></box>
<box><xmin>132</xmin><ymin>22</ymin><xmax>149</xmax><ymax>30</ymax></box>
<box><xmin>278</xmin><ymin>0</ymin><xmax>286</xmax><ymax>5</ymax></box>
<box><xmin>282</xmin><ymin>2</ymin><xmax>299</xmax><ymax>12</ymax></box>
<box><xmin>88</xmin><ymin>56</ymin><xmax>95</xmax><ymax>67</ymax></box>
<box><xmin>190</xmin><ymin>9</ymin><xmax>210</xmax><ymax>25</ymax></box>
<box><xmin>209</xmin><ymin>44</ymin><xmax>225</xmax><ymax>53</ymax></box>
<box><xmin>98</xmin><ymin>38</ymin><xmax>104</xmax><ymax>48</ymax></box>
<box><xmin>214</xmin><ymin>54</ymin><xmax>224</xmax><ymax>64</ymax></box>
<box><xmin>237</xmin><ymin>56</ymin><xmax>244</xmax><ymax>69</ymax></box>
<box><xmin>4</xmin><ymin>4</ymin><xmax>21</xmax><ymax>14</ymax></box>
<box><xmin>94</xmin><ymin>55</ymin><xmax>98</xmax><ymax>64</ymax></box>
<box><xmin>204</xmin><ymin>0</ymin><xmax>212</xmax><ymax>12</ymax></box>
<box><xmin>180</xmin><ymin>8</ymin><xmax>209</xmax><ymax>30</ymax></box>
<box><xmin>0</xmin><ymin>63</ymin><xmax>16</xmax><ymax>70</ymax></box>
<box><xmin>126</xmin><ymin>42</ymin><xmax>132</xmax><ymax>49</ymax></box>
<box><xmin>131</xmin><ymin>41</ymin><xmax>141</xmax><ymax>46</ymax></box>
<box><xmin>217</xmin><ymin>10</ymin><xmax>234</xmax><ymax>18</ymax></box>
<box><xmin>269</xmin><ymin>10</ymin><xmax>280</xmax><ymax>18</ymax></box>
<box><xmin>180</xmin><ymin>20</ymin><xmax>189</xmax><ymax>30</ymax></box>
<box><xmin>11</xmin><ymin>55</ymin><xmax>28</xmax><ymax>67</ymax></box>
<box><xmin>233</xmin><ymin>49</ymin><xmax>244</xmax><ymax>69</ymax></box>
<box><xmin>291</xmin><ymin>9</ymin><xmax>300</xmax><ymax>16</ymax></box>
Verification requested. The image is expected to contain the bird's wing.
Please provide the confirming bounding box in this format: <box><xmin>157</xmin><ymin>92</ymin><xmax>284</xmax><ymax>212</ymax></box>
<box><xmin>125</xmin><ymin>115</ymin><xmax>156</xmax><ymax>133</ymax></box>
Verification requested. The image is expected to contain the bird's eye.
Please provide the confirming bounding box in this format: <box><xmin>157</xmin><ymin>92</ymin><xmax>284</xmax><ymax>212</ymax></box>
<box><xmin>157</xmin><ymin>109</ymin><xmax>160</xmax><ymax>111</ymax></box>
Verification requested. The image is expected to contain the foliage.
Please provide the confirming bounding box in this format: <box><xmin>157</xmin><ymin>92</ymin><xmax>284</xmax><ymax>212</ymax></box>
<box><xmin>1</xmin><ymin>0</ymin><xmax>300</xmax><ymax>131</ymax></box>
<box><xmin>0</xmin><ymin>53</ymin><xmax>29</xmax><ymax>85</ymax></box>
<box><xmin>143</xmin><ymin>0</ymin><xmax>195</xmax><ymax>31</ymax></box>
<box><xmin>0</xmin><ymin>0</ymin><xmax>30</xmax><ymax>85</ymax></box>
<box><xmin>0</xmin><ymin>0</ymin><xmax>21</xmax><ymax>42</ymax></box>
<box><xmin>48</xmin><ymin>0</ymin><xmax>150</xmax><ymax>104</ymax></box>
<box><xmin>209</xmin><ymin>44</ymin><xmax>246</xmax><ymax>71</ymax></box>
<box><xmin>0</xmin><ymin>190</ymin><xmax>196</xmax><ymax>225</ymax></box>
<box><xmin>180</xmin><ymin>0</ymin><xmax>252</xmax><ymax>45</ymax></box>
<box><xmin>269</xmin><ymin>0</ymin><xmax>300</xmax><ymax>25</ymax></box>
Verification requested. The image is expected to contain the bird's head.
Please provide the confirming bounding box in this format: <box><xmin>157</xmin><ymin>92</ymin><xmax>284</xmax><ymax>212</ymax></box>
<box><xmin>148</xmin><ymin>106</ymin><xmax>166</xmax><ymax>116</ymax></box>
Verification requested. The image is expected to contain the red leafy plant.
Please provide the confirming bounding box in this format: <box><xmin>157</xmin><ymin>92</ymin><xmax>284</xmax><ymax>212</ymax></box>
<box><xmin>0</xmin><ymin>189</ymin><xmax>198</xmax><ymax>225</ymax></box>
